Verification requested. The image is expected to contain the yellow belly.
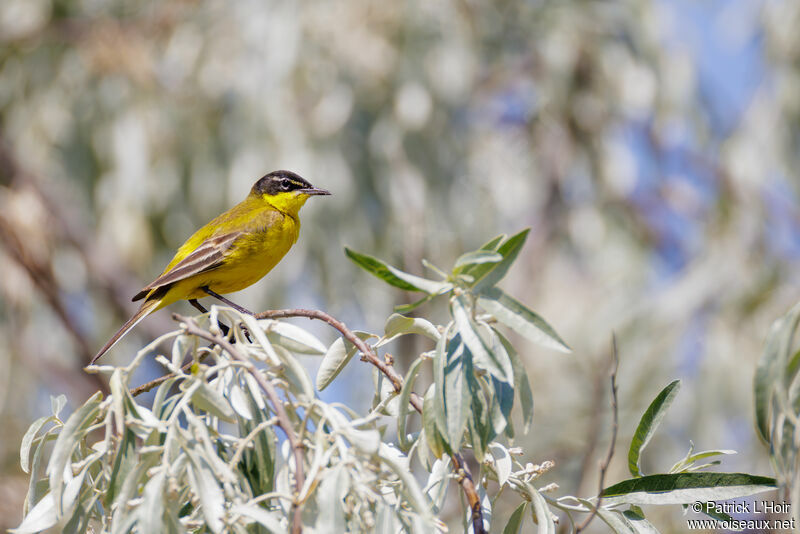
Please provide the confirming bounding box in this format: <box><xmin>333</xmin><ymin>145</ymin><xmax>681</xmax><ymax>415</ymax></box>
<box><xmin>158</xmin><ymin>212</ymin><xmax>299</xmax><ymax>307</ymax></box>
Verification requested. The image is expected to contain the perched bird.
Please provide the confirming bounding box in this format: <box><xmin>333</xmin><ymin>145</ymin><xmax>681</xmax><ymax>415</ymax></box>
<box><xmin>91</xmin><ymin>170</ymin><xmax>330</xmax><ymax>364</ymax></box>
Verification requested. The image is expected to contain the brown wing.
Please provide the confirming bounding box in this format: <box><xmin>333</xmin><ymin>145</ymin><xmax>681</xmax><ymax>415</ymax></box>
<box><xmin>132</xmin><ymin>232</ymin><xmax>243</xmax><ymax>302</ymax></box>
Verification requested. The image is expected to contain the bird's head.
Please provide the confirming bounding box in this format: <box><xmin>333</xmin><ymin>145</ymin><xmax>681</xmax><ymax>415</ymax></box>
<box><xmin>251</xmin><ymin>170</ymin><xmax>331</xmax><ymax>216</ymax></box>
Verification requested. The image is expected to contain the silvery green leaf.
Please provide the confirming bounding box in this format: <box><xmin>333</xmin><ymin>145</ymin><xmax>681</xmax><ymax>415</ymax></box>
<box><xmin>316</xmin><ymin>331</ymin><xmax>376</xmax><ymax>391</ymax></box>
<box><xmin>263</xmin><ymin>320</ymin><xmax>327</xmax><ymax>355</ymax></box>
<box><xmin>503</xmin><ymin>502</ymin><xmax>527</xmax><ymax>534</ymax></box>
<box><xmin>315</xmin><ymin>466</ymin><xmax>348</xmax><ymax>533</ymax></box>
<box><xmin>379</xmin><ymin>443</ymin><xmax>434</xmax><ymax>523</ymax></box>
<box><xmin>621</xmin><ymin>508</ymin><xmax>660</xmax><ymax>534</ymax></box>
<box><xmin>191</xmin><ymin>383</ymin><xmax>235</xmax><ymax>422</ymax></box>
<box><xmin>530</xmin><ymin>487</ymin><xmax>556</xmax><ymax>534</ymax></box>
<box><xmin>20</xmin><ymin>416</ymin><xmax>53</xmax><ymax>473</ymax></box>
<box><xmin>601</xmin><ymin>473</ymin><xmax>776</xmax><ymax>505</ymax></box>
<box><xmin>423</xmin><ymin>386</ymin><xmax>446</xmax><ymax>459</ymax></box>
<box><xmin>12</xmin><ymin>491</ymin><xmax>57</xmax><ymax>533</ymax></box>
<box><xmin>47</xmin><ymin>391</ymin><xmax>101</xmax><ymax>515</ymax></box>
<box><xmin>629</xmin><ymin>380</ymin><xmax>681</xmax><ymax>477</ymax></box>
<box><xmin>443</xmin><ymin>338</ymin><xmax>470</xmax><ymax>451</ymax></box>
<box><xmin>374</xmin><ymin>503</ymin><xmax>401</xmax><ymax>533</ymax></box>
<box><xmin>345</xmin><ymin>248</ymin><xmax>453</xmax><ymax>295</ymax></box>
<box><xmin>452</xmin><ymin>296</ymin><xmax>513</xmax><ymax>383</ymax></box>
<box><xmin>229</xmin><ymin>384</ymin><xmax>253</xmax><ymax>420</ymax></box>
<box><xmin>472</xmin><ymin>229</ymin><xmax>530</xmax><ymax>292</ymax></box>
<box><xmin>489</xmin><ymin>443</ymin><xmax>512</xmax><ymax>487</ymax></box>
<box><xmin>380</xmin><ymin>313</ymin><xmax>441</xmax><ymax>345</ymax></box>
<box><xmin>454</xmin><ymin>250</ymin><xmax>503</xmax><ymax>272</ymax></box>
<box><xmin>232</xmin><ymin>504</ymin><xmax>285</xmax><ymax>532</ymax></box>
<box><xmin>423</xmin><ymin>457</ymin><xmax>450</xmax><ymax>512</ymax></box>
<box><xmin>272</xmin><ymin>345</ymin><xmax>315</xmax><ymax>401</ymax></box>
<box><xmin>477</xmin><ymin>288</ymin><xmax>570</xmax><ymax>353</ymax></box>
<box><xmin>171</xmin><ymin>334</ymin><xmax>191</xmax><ymax>369</ymax></box>
<box><xmin>593</xmin><ymin>507</ymin><xmax>637</xmax><ymax>534</ymax></box>
<box><xmin>50</xmin><ymin>395</ymin><xmax>67</xmax><ymax>419</ymax></box>
<box><xmin>241</xmin><ymin>313</ymin><xmax>280</xmax><ymax>363</ymax></box>
<box><xmin>137</xmin><ymin>470</ymin><xmax>165</xmax><ymax>533</ymax></box>
<box><xmin>398</xmin><ymin>357</ymin><xmax>424</xmax><ymax>451</ymax></box>
<box><xmin>496</xmin><ymin>330</ymin><xmax>534</xmax><ymax>433</ymax></box>
<box><xmin>186</xmin><ymin>456</ymin><xmax>225</xmax><ymax>533</ymax></box>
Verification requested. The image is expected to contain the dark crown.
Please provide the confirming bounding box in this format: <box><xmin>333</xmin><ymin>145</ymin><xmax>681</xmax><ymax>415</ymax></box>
<box><xmin>252</xmin><ymin>170</ymin><xmax>313</xmax><ymax>196</ymax></box>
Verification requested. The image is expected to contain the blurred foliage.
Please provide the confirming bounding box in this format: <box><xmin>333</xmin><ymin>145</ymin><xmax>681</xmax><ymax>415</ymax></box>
<box><xmin>1</xmin><ymin>0</ymin><xmax>799</xmax><ymax>531</ymax></box>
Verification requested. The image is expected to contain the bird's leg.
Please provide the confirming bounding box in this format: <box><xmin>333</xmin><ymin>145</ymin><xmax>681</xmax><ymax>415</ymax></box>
<box><xmin>202</xmin><ymin>287</ymin><xmax>253</xmax><ymax>342</ymax></box>
<box><xmin>189</xmin><ymin>299</ymin><xmax>208</xmax><ymax>313</ymax></box>
<box><xmin>202</xmin><ymin>287</ymin><xmax>255</xmax><ymax>316</ymax></box>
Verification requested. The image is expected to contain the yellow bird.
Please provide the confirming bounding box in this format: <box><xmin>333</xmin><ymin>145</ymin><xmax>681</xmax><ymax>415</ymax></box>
<box><xmin>91</xmin><ymin>170</ymin><xmax>330</xmax><ymax>364</ymax></box>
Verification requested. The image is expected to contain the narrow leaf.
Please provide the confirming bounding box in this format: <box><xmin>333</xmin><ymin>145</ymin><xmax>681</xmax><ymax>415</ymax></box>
<box><xmin>497</xmin><ymin>330</ymin><xmax>534</xmax><ymax>433</ymax></box>
<box><xmin>345</xmin><ymin>248</ymin><xmax>452</xmax><ymax>294</ymax></box>
<box><xmin>454</xmin><ymin>250</ymin><xmax>503</xmax><ymax>271</ymax></box>
<box><xmin>20</xmin><ymin>416</ymin><xmax>53</xmax><ymax>473</ymax></box>
<box><xmin>503</xmin><ymin>502</ymin><xmax>527</xmax><ymax>534</ymax></box>
<box><xmin>472</xmin><ymin>229</ymin><xmax>530</xmax><ymax>292</ymax></box>
<box><xmin>602</xmin><ymin>473</ymin><xmax>777</xmax><ymax>505</ymax></box>
<box><xmin>398</xmin><ymin>357</ymin><xmax>425</xmax><ymax>451</ymax></box>
<box><xmin>628</xmin><ymin>380</ymin><xmax>681</xmax><ymax>477</ymax></box>
<box><xmin>478</xmin><ymin>288</ymin><xmax>570</xmax><ymax>353</ymax></box>
<box><xmin>316</xmin><ymin>332</ymin><xmax>376</xmax><ymax>391</ymax></box>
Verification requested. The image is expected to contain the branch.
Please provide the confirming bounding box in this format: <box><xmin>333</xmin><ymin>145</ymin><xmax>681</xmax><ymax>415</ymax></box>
<box><xmin>174</xmin><ymin>314</ymin><xmax>306</xmax><ymax>534</ymax></box>
<box><xmin>576</xmin><ymin>335</ymin><xmax>620</xmax><ymax>533</ymax></box>
<box><xmin>255</xmin><ymin>308</ymin><xmax>485</xmax><ymax>534</ymax></box>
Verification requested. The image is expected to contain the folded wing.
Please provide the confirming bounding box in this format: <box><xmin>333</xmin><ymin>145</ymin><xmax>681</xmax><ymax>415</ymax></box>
<box><xmin>132</xmin><ymin>231</ymin><xmax>243</xmax><ymax>302</ymax></box>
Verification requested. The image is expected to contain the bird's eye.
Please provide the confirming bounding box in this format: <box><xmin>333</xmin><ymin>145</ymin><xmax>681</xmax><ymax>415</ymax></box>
<box><xmin>281</xmin><ymin>178</ymin><xmax>292</xmax><ymax>190</ymax></box>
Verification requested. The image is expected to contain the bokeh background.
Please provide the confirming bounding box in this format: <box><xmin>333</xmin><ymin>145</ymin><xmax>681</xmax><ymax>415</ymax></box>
<box><xmin>1</xmin><ymin>0</ymin><xmax>798</xmax><ymax>531</ymax></box>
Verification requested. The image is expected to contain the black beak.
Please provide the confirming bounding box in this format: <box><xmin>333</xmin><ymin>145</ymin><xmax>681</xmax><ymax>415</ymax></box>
<box><xmin>300</xmin><ymin>187</ymin><xmax>331</xmax><ymax>196</ymax></box>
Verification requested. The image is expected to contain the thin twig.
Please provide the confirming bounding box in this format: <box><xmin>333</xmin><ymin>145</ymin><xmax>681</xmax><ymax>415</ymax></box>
<box><xmin>255</xmin><ymin>308</ymin><xmax>485</xmax><ymax>534</ymax></box>
<box><xmin>576</xmin><ymin>335</ymin><xmax>620</xmax><ymax>533</ymax></box>
<box><xmin>174</xmin><ymin>314</ymin><xmax>306</xmax><ymax>534</ymax></box>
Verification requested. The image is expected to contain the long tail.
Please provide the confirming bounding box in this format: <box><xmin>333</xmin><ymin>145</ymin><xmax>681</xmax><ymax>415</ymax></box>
<box><xmin>90</xmin><ymin>299</ymin><xmax>161</xmax><ymax>364</ymax></box>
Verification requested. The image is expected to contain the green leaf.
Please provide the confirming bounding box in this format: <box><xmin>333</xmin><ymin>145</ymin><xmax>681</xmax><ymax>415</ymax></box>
<box><xmin>471</xmin><ymin>229</ymin><xmax>530</xmax><ymax>292</ymax></box>
<box><xmin>316</xmin><ymin>332</ymin><xmax>376</xmax><ymax>391</ymax></box>
<box><xmin>477</xmin><ymin>288</ymin><xmax>570</xmax><ymax>353</ymax></box>
<box><xmin>186</xmin><ymin>455</ymin><xmax>225</xmax><ymax>533</ymax></box>
<box><xmin>398</xmin><ymin>357</ymin><xmax>425</xmax><ymax>451</ymax></box>
<box><xmin>601</xmin><ymin>472</ymin><xmax>777</xmax><ymax>505</ymax></box>
<box><xmin>423</xmin><ymin>386</ymin><xmax>446</xmax><ymax>459</ymax></box>
<box><xmin>622</xmin><ymin>508</ymin><xmax>660</xmax><ymax>534</ymax></box>
<box><xmin>232</xmin><ymin>504</ymin><xmax>285</xmax><ymax>532</ymax></box>
<box><xmin>594</xmin><ymin>508</ymin><xmax>638</xmax><ymax>534</ymax></box>
<box><xmin>137</xmin><ymin>470</ymin><xmax>166</xmax><ymax>533</ymax></box>
<box><xmin>628</xmin><ymin>380</ymin><xmax>681</xmax><ymax>477</ymax></box>
<box><xmin>263</xmin><ymin>320</ymin><xmax>327</xmax><ymax>355</ymax></box>
<box><xmin>497</xmin><ymin>330</ymin><xmax>534</xmax><ymax>433</ymax></box>
<box><xmin>316</xmin><ymin>466</ymin><xmax>348</xmax><ymax>533</ymax></box>
<box><xmin>47</xmin><ymin>391</ymin><xmax>102</xmax><ymax>515</ymax></box>
<box><xmin>503</xmin><ymin>502</ymin><xmax>527</xmax><ymax>534</ymax></box>
<box><xmin>529</xmin><ymin>486</ymin><xmax>556</xmax><ymax>534</ymax></box>
<box><xmin>443</xmin><ymin>338</ymin><xmax>470</xmax><ymax>451</ymax></box>
<box><xmin>191</xmin><ymin>382</ymin><xmax>235</xmax><ymax>422</ymax></box>
<box><xmin>393</xmin><ymin>294</ymin><xmax>435</xmax><ymax>313</ymax></box>
<box><xmin>20</xmin><ymin>416</ymin><xmax>53</xmax><ymax>474</ymax></box>
<box><xmin>432</xmin><ymin>325</ymin><xmax>450</xmax><ymax>438</ymax></box>
<box><xmin>489</xmin><ymin>443</ymin><xmax>512</xmax><ymax>487</ymax></box>
<box><xmin>452</xmin><ymin>295</ymin><xmax>513</xmax><ymax>383</ymax></box>
<box><xmin>50</xmin><ymin>395</ymin><xmax>67</xmax><ymax>419</ymax></box>
<box><xmin>106</xmin><ymin>429</ymin><xmax>137</xmax><ymax>507</ymax></box>
<box><xmin>380</xmin><ymin>313</ymin><xmax>441</xmax><ymax>345</ymax></box>
<box><xmin>272</xmin><ymin>344</ymin><xmax>316</xmax><ymax>401</ymax></box>
<box><xmin>345</xmin><ymin>247</ymin><xmax>453</xmax><ymax>294</ymax></box>
<box><xmin>454</xmin><ymin>250</ymin><xmax>503</xmax><ymax>272</ymax></box>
